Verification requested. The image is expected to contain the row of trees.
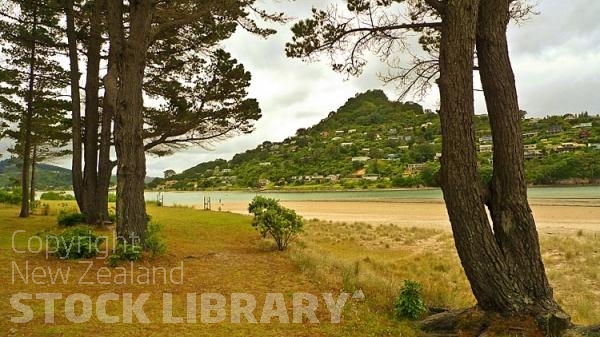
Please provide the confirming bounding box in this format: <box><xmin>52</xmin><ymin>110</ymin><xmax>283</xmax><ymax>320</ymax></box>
<box><xmin>0</xmin><ymin>1</ymin><xmax>277</xmax><ymax>239</ymax></box>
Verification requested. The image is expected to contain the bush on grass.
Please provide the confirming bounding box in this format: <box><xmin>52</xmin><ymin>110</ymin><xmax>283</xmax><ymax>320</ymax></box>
<box><xmin>248</xmin><ymin>196</ymin><xmax>304</xmax><ymax>251</ymax></box>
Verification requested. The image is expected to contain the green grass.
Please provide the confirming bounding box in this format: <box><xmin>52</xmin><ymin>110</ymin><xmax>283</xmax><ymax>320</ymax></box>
<box><xmin>0</xmin><ymin>203</ymin><xmax>419</xmax><ymax>337</ymax></box>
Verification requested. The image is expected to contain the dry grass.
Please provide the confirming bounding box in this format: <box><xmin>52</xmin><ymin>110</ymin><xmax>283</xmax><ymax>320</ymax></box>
<box><xmin>290</xmin><ymin>219</ymin><xmax>600</xmax><ymax>327</ymax></box>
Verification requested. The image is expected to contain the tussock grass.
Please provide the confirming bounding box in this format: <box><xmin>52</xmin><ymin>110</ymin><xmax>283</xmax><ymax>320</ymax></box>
<box><xmin>290</xmin><ymin>219</ymin><xmax>600</xmax><ymax>327</ymax></box>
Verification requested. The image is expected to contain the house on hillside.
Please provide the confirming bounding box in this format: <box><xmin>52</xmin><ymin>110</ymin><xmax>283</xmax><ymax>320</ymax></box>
<box><xmin>479</xmin><ymin>145</ymin><xmax>493</xmax><ymax>153</ymax></box>
<box><xmin>352</xmin><ymin>156</ymin><xmax>371</xmax><ymax>162</ymax></box>
<box><xmin>572</xmin><ymin>122</ymin><xmax>593</xmax><ymax>129</ymax></box>
<box><xmin>522</xmin><ymin>132</ymin><xmax>538</xmax><ymax>138</ymax></box>
<box><xmin>588</xmin><ymin>143</ymin><xmax>600</xmax><ymax>150</ymax></box>
<box><xmin>404</xmin><ymin>163</ymin><xmax>428</xmax><ymax>176</ymax></box>
<box><xmin>259</xmin><ymin>162</ymin><xmax>272</xmax><ymax>166</ymax></box>
<box><xmin>547</xmin><ymin>125</ymin><xmax>563</xmax><ymax>134</ymax></box>
<box><xmin>348</xmin><ymin>129</ymin><xmax>357</xmax><ymax>134</ymax></box>
<box><xmin>479</xmin><ymin>135</ymin><xmax>493</xmax><ymax>144</ymax></box>
<box><xmin>341</xmin><ymin>142</ymin><xmax>353</xmax><ymax>147</ymax></box>
<box><xmin>556</xmin><ymin>142</ymin><xmax>586</xmax><ymax>153</ymax></box>
<box><xmin>524</xmin><ymin>144</ymin><xmax>538</xmax><ymax>150</ymax></box>
<box><xmin>363</xmin><ymin>174</ymin><xmax>380</xmax><ymax>181</ymax></box>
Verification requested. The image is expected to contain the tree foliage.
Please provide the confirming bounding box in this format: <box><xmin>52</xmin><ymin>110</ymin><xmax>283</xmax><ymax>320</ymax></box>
<box><xmin>248</xmin><ymin>196</ymin><xmax>304</xmax><ymax>251</ymax></box>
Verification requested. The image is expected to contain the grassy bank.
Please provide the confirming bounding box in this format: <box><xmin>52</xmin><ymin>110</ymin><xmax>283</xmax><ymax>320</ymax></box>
<box><xmin>292</xmin><ymin>220</ymin><xmax>600</xmax><ymax>326</ymax></box>
<box><xmin>0</xmin><ymin>203</ymin><xmax>598</xmax><ymax>336</ymax></box>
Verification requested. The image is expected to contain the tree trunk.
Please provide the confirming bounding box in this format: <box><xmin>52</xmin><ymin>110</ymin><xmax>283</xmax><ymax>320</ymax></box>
<box><xmin>438</xmin><ymin>0</ymin><xmax>516</xmax><ymax>316</ymax></box>
<box><xmin>82</xmin><ymin>0</ymin><xmax>104</xmax><ymax>224</ymax></box>
<box><xmin>96</xmin><ymin>28</ymin><xmax>119</xmax><ymax>224</ymax></box>
<box><xmin>476</xmin><ymin>0</ymin><xmax>569</xmax><ymax>326</ymax></box>
<box><xmin>64</xmin><ymin>0</ymin><xmax>84</xmax><ymax>212</ymax></box>
<box><xmin>29</xmin><ymin>145</ymin><xmax>36</xmax><ymax>204</ymax></box>
<box><xmin>107</xmin><ymin>0</ymin><xmax>153</xmax><ymax>244</ymax></box>
<box><xmin>435</xmin><ymin>1</ymin><xmax>569</xmax><ymax>334</ymax></box>
<box><xmin>19</xmin><ymin>4</ymin><xmax>38</xmax><ymax>218</ymax></box>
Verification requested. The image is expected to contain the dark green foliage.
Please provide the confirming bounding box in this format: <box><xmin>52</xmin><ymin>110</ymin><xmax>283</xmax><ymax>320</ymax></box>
<box><xmin>40</xmin><ymin>191</ymin><xmax>75</xmax><ymax>200</ymax></box>
<box><xmin>107</xmin><ymin>243</ymin><xmax>143</xmax><ymax>267</ymax></box>
<box><xmin>145</xmin><ymin>222</ymin><xmax>167</xmax><ymax>257</ymax></box>
<box><xmin>248</xmin><ymin>196</ymin><xmax>304</xmax><ymax>251</ymax></box>
<box><xmin>394</xmin><ymin>280</ymin><xmax>428</xmax><ymax>320</ymax></box>
<box><xmin>57</xmin><ymin>210</ymin><xmax>86</xmax><ymax>227</ymax></box>
<box><xmin>51</xmin><ymin>227</ymin><xmax>105</xmax><ymax>259</ymax></box>
<box><xmin>0</xmin><ymin>189</ymin><xmax>22</xmax><ymax>204</ymax></box>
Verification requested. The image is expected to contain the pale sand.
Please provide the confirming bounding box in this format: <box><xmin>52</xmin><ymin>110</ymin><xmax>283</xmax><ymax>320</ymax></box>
<box><xmin>210</xmin><ymin>199</ymin><xmax>600</xmax><ymax>234</ymax></box>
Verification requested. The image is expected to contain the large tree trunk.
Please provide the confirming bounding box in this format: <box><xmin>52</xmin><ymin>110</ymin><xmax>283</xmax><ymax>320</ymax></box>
<box><xmin>476</xmin><ymin>0</ymin><xmax>568</xmax><ymax>326</ymax></box>
<box><xmin>435</xmin><ymin>1</ymin><xmax>569</xmax><ymax>335</ymax></box>
<box><xmin>107</xmin><ymin>0</ymin><xmax>153</xmax><ymax>244</ymax></box>
<box><xmin>82</xmin><ymin>0</ymin><xmax>104</xmax><ymax>224</ymax></box>
<box><xmin>438</xmin><ymin>0</ymin><xmax>515</xmax><ymax>316</ymax></box>
<box><xmin>64</xmin><ymin>0</ymin><xmax>84</xmax><ymax>212</ymax></box>
<box><xmin>19</xmin><ymin>4</ymin><xmax>38</xmax><ymax>218</ymax></box>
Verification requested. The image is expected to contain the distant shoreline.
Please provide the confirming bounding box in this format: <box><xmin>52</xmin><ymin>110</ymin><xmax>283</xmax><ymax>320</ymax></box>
<box><xmin>145</xmin><ymin>182</ymin><xmax>600</xmax><ymax>193</ymax></box>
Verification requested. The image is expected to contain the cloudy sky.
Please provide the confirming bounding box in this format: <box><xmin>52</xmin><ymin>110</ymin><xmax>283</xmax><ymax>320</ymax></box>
<box><xmin>3</xmin><ymin>0</ymin><xmax>599</xmax><ymax>177</ymax></box>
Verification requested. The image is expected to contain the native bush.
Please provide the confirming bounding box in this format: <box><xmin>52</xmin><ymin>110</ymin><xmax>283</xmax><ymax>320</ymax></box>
<box><xmin>394</xmin><ymin>280</ymin><xmax>428</xmax><ymax>320</ymax></box>
<box><xmin>248</xmin><ymin>196</ymin><xmax>304</xmax><ymax>251</ymax></box>
<box><xmin>57</xmin><ymin>210</ymin><xmax>86</xmax><ymax>227</ymax></box>
<box><xmin>51</xmin><ymin>226</ymin><xmax>105</xmax><ymax>259</ymax></box>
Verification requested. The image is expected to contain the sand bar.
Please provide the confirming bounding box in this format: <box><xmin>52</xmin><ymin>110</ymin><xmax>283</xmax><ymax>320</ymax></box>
<box><xmin>213</xmin><ymin>199</ymin><xmax>600</xmax><ymax>234</ymax></box>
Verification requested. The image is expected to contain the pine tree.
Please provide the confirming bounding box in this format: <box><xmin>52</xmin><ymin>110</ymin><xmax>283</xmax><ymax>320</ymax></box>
<box><xmin>0</xmin><ymin>0</ymin><xmax>69</xmax><ymax>217</ymax></box>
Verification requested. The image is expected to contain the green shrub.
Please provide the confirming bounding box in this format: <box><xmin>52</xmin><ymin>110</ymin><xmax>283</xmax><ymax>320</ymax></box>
<box><xmin>40</xmin><ymin>191</ymin><xmax>75</xmax><ymax>201</ymax></box>
<box><xmin>394</xmin><ymin>280</ymin><xmax>428</xmax><ymax>320</ymax></box>
<box><xmin>51</xmin><ymin>227</ymin><xmax>105</xmax><ymax>259</ymax></box>
<box><xmin>248</xmin><ymin>196</ymin><xmax>304</xmax><ymax>251</ymax></box>
<box><xmin>0</xmin><ymin>189</ymin><xmax>21</xmax><ymax>204</ymax></box>
<box><xmin>57</xmin><ymin>210</ymin><xmax>86</xmax><ymax>227</ymax></box>
<box><xmin>108</xmin><ymin>193</ymin><xmax>117</xmax><ymax>203</ymax></box>
<box><xmin>145</xmin><ymin>222</ymin><xmax>167</xmax><ymax>257</ymax></box>
<box><xmin>107</xmin><ymin>243</ymin><xmax>143</xmax><ymax>267</ymax></box>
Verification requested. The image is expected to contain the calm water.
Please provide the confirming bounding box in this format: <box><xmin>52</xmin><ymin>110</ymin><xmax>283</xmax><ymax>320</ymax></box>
<box><xmin>145</xmin><ymin>186</ymin><xmax>600</xmax><ymax>207</ymax></box>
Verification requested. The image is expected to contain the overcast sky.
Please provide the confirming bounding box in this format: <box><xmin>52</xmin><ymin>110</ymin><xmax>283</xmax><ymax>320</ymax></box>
<box><xmin>2</xmin><ymin>0</ymin><xmax>599</xmax><ymax>177</ymax></box>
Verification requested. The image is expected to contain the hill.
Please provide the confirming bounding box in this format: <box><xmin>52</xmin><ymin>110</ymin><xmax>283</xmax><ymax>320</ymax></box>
<box><xmin>149</xmin><ymin>90</ymin><xmax>600</xmax><ymax>190</ymax></box>
<box><xmin>0</xmin><ymin>158</ymin><xmax>73</xmax><ymax>189</ymax></box>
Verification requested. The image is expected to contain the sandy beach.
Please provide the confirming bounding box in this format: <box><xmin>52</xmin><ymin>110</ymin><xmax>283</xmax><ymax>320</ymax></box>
<box><xmin>215</xmin><ymin>199</ymin><xmax>600</xmax><ymax>234</ymax></box>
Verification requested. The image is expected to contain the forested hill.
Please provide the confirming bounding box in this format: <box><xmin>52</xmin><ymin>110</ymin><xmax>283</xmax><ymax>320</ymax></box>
<box><xmin>149</xmin><ymin>90</ymin><xmax>600</xmax><ymax>190</ymax></box>
<box><xmin>0</xmin><ymin>158</ymin><xmax>72</xmax><ymax>189</ymax></box>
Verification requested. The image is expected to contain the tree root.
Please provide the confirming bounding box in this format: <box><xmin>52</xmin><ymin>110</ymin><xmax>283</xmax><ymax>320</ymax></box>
<box><xmin>420</xmin><ymin>307</ymin><xmax>572</xmax><ymax>337</ymax></box>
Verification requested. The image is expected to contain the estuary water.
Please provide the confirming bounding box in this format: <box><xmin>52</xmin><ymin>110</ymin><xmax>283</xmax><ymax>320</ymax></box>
<box><xmin>145</xmin><ymin>186</ymin><xmax>600</xmax><ymax>207</ymax></box>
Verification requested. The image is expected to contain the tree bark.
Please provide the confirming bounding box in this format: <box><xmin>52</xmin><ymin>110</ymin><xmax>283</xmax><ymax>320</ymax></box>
<box><xmin>434</xmin><ymin>1</ymin><xmax>569</xmax><ymax>334</ymax></box>
<box><xmin>438</xmin><ymin>0</ymin><xmax>516</xmax><ymax>315</ymax></box>
<box><xmin>96</xmin><ymin>44</ymin><xmax>117</xmax><ymax>223</ymax></box>
<box><xmin>64</xmin><ymin>0</ymin><xmax>84</xmax><ymax>212</ymax></box>
<box><xmin>107</xmin><ymin>0</ymin><xmax>153</xmax><ymax>244</ymax></box>
<box><xmin>29</xmin><ymin>145</ymin><xmax>36</xmax><ymax>204</ymax></box>
<box><xmin>476</xmin><ymin>0</ymin><xmax>568</xmax><ymax>326</ymax></box>
<box><xmin>19</xmin><ymin>4</ymin><xmax>38</xmax><ymax>218</ymax></box>
<box><xmin>82</xmin><ymin>0</ymin><xmax>104</xmax><ymax>224</ymax></box>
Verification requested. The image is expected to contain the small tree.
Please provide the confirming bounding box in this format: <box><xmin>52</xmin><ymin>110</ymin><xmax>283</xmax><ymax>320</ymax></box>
<box><xmin>248</xmin><ymin>196</ymin><xmax>303</xmax><ymax>251</ymax></box>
